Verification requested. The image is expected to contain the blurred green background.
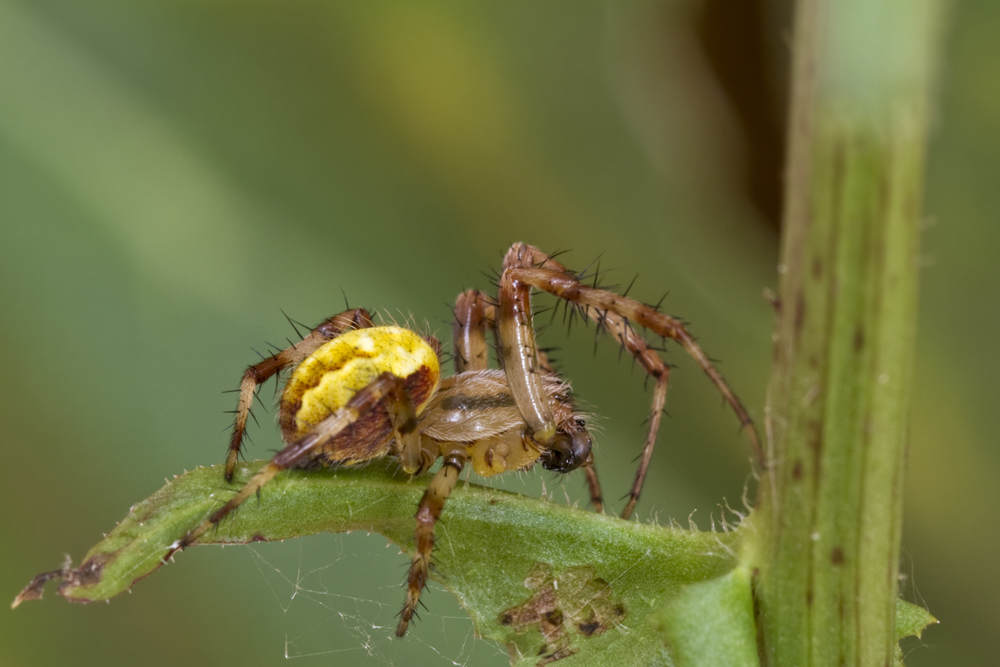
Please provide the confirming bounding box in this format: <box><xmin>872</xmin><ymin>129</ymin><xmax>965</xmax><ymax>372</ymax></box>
<box><xmin>0</xmin><ymin>1</ymin><xmax>993</xmax><ymax>665</ymax></box>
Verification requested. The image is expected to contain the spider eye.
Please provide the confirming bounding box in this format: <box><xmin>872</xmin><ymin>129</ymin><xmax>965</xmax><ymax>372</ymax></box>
<box><xmin>574</xmin><ymin>418</ymin><xmax>586</xmax><ymax>429</ymax></box>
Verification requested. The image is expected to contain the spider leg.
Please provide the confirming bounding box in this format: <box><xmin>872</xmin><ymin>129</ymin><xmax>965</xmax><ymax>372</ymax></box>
<box><xmin>384</xmin><ymin>374</ymin><xmax>426</xmax><ymax>475</ymax></box>
<box><xmin>496</xmin><ymin>247</ymin><xmax>557</xmax><ymax>444</ymax></box>
<box><xmin>397</xmin><ymin>446</ymin><xmax>467</xmax><ymax>638</ymax></box>
<box><xmin>225</xmin><ymin>308</ymin><xmax>375</xmax><ymax>480</ymax></box>
<box><xmin>169</xmin><ymin>370</ymin><xmax>410</xmax><ymax>559</ymax></box>
<box><xmin>498</xmin><ymin>243</ymin><xmax>762</xmax><ymax>519</ymax></box>
<box><xmin>461</xmin><ymin>280</ymin><xmax>605</xmax><ymax>512</ymax></box>
<box><xmin>546</xmin><ymin>332</ymin><xmax>603</xmax><ymax>513</ymax></box>
<box><xmin>583</xmin><ymin>465</ymin><xmax>605</xmax><ymax>515</ymax></box>
<box><xmin>453</xmin><ymin>288</ymin><xmax>560</xmax><ymax>375</ymax></box>
<box><xmin>452</xmin><ymin>289</ymin><xmax>494</xmax><ymax>373</ymax></box>
<box><xmin>620</xmin><ymin>375</ymin><xmax>668</xmax><ymax>518</ymax></box>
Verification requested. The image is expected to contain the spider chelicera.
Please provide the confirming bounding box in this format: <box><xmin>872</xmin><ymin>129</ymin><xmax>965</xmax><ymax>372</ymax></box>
<box><xmin>166</xmin><ymin>242</ymin><xmax>763</xmax><ymax>637</ymax></box>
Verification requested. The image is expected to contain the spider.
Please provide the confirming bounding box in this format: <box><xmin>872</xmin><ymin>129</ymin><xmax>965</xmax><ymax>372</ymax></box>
<box><xmin>167</xmin><ymin>242</ymin><xmax>762</xmax><ymax>638</ymax></box>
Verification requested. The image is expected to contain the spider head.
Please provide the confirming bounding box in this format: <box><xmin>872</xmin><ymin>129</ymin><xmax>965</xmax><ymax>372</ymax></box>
<box><xmin>539</xmin><ymin>418</ymin><xmax>592</xmax><ymax>473</ymax></box>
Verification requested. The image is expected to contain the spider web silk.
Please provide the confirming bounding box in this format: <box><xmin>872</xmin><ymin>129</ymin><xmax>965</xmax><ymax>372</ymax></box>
<box><xmin>226</xmin><ymin>456</ymin><xmax>740</xmax><ymax>667</ymax></box>
<box><xmin>243</xmin><ymin>533</ymin><xmax>510</xmax><ymax>667</ymax></box>
<box><xmin>236</xmin><ymin>464</ymin><xmax>608</xmax><ymax>667</ymax></box>
<box><xmin>232</xmin><ymin>355</ymin><xmax>658</xmax><ymax>667</ymax></box>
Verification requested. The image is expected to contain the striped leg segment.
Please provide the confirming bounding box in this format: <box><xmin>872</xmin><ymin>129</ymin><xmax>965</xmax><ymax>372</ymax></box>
<box><xmin>396</xmin><ymin>447</ymin><xmax>467</xmax><ymax>637</ymax></box>
<box><xmin>452</xmin><ymin>289</ymin><xmax>494</xmax><ymax>373</ymax></box>
<box><xmin>496</xmin><ymin>247</ymin><xmax>558</xmax><ymax>444</ymax></box>
<box><xmin>381</xmin><ymin>374</ymin><xmax>424</xmax><ymax>475</ymax></box>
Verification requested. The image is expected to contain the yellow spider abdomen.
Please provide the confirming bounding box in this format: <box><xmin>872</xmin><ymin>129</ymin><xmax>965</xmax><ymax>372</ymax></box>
<box><xmin>281</xmin><ymin>326</ymin><xmax>440</xmax><ymax>440</ymax></box>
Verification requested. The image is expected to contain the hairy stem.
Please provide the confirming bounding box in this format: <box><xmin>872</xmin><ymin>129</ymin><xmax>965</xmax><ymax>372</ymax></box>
<box><xmin>750</xmin><ymin>1</ymin><xmax>943</xmax><ymax>665</ymax></box>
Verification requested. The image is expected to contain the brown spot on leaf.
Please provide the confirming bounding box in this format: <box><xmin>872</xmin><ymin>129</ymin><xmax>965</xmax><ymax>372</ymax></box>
<box><xmin>831</xmin><ymin>547</ymin><xmax>845</xmax><ymax>565</ymax></box>
<box><xmin>792</xmin><ymin>460</ymin><xmax>803</xmax><ymax>480</ymax></box>
<box><xmin>497</xmin><ymin>563</ymin><xmax>626</xmax><ymax>665</ymax></box>
<box><xmin>66</xmin><ymin>555</ymin><xmax>107</xmax><ymax>590</ymax></box>
<box><xmin>12</xmin><ymin>552</ymin><xmax>116</xmax><ymax>607</ymax></box>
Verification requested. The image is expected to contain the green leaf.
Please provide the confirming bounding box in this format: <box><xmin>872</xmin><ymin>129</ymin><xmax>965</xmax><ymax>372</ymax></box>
<box><xmin>651</xmin><ymin>566</ymin><xmax>760</xmax><ymax>667</ymax></box>
<box><xmin>894</xmin><ymin>598</ymin><xmax>936</xmax><ymax>642</ymax></box>
<box><xmin>15</xmin><ymin>460</ymin><xmax>740</xmax><ymax>666</ymax></box>
<box><xmin>893</xmin><ymin>599</ymin><xmax>938</xmax><ymax>667</ymax></box>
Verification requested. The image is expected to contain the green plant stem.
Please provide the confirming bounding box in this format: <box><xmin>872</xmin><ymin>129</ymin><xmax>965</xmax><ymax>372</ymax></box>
<box><xmin>749</xmin><ymin>1</ymin><xmax>942</xmax><ymax>665</ymax></box>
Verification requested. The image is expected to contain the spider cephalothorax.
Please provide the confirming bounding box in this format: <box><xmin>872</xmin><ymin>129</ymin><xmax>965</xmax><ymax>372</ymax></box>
<box><xmin>167</xmin><ymin>243</ymin><xmax>761</xmax><ymax>637</ymax></box>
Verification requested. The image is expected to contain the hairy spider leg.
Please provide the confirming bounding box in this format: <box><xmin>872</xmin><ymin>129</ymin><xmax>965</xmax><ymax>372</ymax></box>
<box><xmin>397</xmin><ymin>445</ymin><xmax>467</xmax><ymax>637</ymax></box>
<box><xmin>454</xmin><ymin>288</ymin><xmax>566</xmax><ymax>374</ymax></box>
<box><xmin>581</xmin><ymin>466</ymin><xmax>605</xmax><ymax>515</ymax></box>
<box><xmin>452</xmin><ymin>289</ymin><xmax>492</xmax><ymax>374</ymax></box>
<box><xmin>225</xmin><ymin>308</ymin><xmax>375</xmax><ymax>480</ymax></box>
<box><xmin>455</xmin><ymin>288</ymin><xmax>606</xmax><ymax>513</ymax></box>
<box><xmin>168</xmin><ymin>371</ymin><xmax>420</xmax><ymax>561</ymax></box>
<box><xmin>498</xmin><ymin>243</ymin><xmax>762</xmax><ymax>520</ymax></box>
<box><xmin>504</xmin><ymin>259</ymin><xmax>668</xmax><ymax>520</ymax></box>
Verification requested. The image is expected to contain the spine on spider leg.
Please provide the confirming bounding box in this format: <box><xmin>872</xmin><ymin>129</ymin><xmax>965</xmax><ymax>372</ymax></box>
<box><xmin>747</xmin><ymin>1</ymin><xmax>943</xmax><ymax>666</ymax></box>
<box><xmin>397</xmin><ymin>451</ymin><xmax>465</xmax><ymax>638</ymax></box>
<box><xmin>225</xmin><ymin>363</ymin><xmax>274</xmax><ymax>480</ymax></box>
<box><xmin>506</xmin><ymin>263</ymin><xmax>764</xmax><ymax>469</ymax></box>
